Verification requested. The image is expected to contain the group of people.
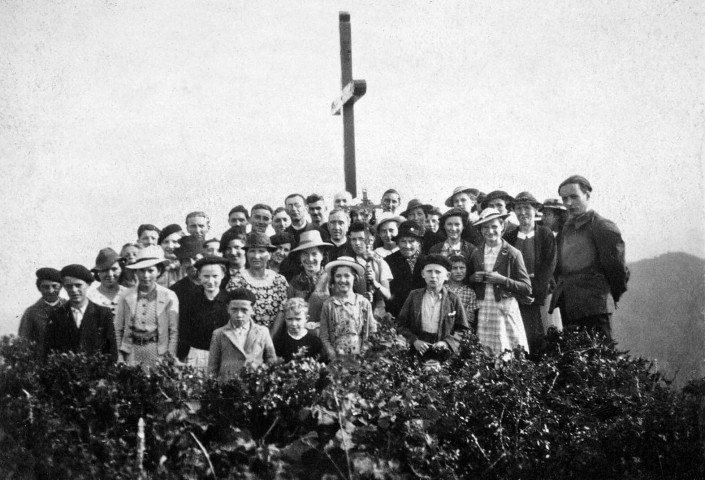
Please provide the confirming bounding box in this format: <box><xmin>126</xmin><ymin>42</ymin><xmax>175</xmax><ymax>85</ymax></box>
<box><xmin>18</xmin><ymin>175</ymin><xmax>629</xmax><ymax>378</ymax></box>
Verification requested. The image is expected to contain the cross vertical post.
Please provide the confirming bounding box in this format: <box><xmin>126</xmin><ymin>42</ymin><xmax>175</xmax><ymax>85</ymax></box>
<box><xmin>332</xmin><ymin>11</ymin><xmax>366</xmax><ymax>198</ymax></box>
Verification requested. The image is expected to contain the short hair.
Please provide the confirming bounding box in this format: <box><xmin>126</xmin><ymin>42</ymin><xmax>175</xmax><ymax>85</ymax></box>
<box><xmin>137</xmin><ymin>224</ymin><xmax>160</xmax><ymax>238</ymax></box>
<box><xmin>185</xmin><ymin>211</ymin><xmax>210</xmax><ymax>225</ymax></box>
<box><xmin>250</xmin><ymin>203</ymin><xmax>273</xmax><ymax>215</ymax></box>
<box><xmin>382</xmin><ymin>188</ymin><xmax>400</xmax><ymax>198</ymax></box>
<box><xmin>271</xmin><ymin>232</ymin><xmax>294</xmax><ymax>246</ymax></box>
<box><xmin>120</xmin><ymin>242</ymin><xmax>141</xmax><ymax>253</ymax></box>
<box><xmin>219</xmin><ymin>226</ymin><xmax>248</xmax><ymax>253</ymax></box>
<box><xmin>328</xmin><ymin>208</ymin><xmax>350</xmax><ymax>224</ymax></box>
<box><xmin>273</xmin><ymin>206</ymin><xmax>288</xmax><ymax>216</ymax></box>
<box><xmin>284</xmin><ymin>297</ymin><xmax>309</xmax><ymax>316</ymax></box>
<box><xmin>558</xmin><ymin>175</ymin><xmax>593</xmax><ymax>195</ymax></box>
<box><xmin>228</xmin><ymin>205</ymin><xmax>250</xmax><ymax>220</ymax></box>
<box><xmin>284</xmin><ymin>193</ymin><xmax>306</xmax><ymax>204</ymax></box>
<box><xmin>349</xmin><ymin>221</ymin><xmax>375</xmax><ymax>239</ymax></box>
<box><xmin>306</xmin><ymin>193</ymin><xmax>325</xmax><ymax>205</ymax></box>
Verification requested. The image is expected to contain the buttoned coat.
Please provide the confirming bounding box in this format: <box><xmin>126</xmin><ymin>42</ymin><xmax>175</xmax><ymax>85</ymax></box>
<box><xmin>207</xmin><ymin>322</ymin><xmax>277</xmax><ymax>382</ymax></box>
<box><xmin>396</xmin><ymin>287</ymin><xmax>470</xmax><ymax>354</ymax></box>
<box><xmin>384</xmin><ymin>251</ymin><xmax>427</xmax><ymax>317</ymax></box>
<box><xmin>549</xmin><ymin>210</ymin><xmax>628</xmax><ymax>320</ymax></box>
<box><xmin>467</xmin><ymin>240</ymin><xmax>532</xmax><ymax>302</ymax></box>
<box><xmin>18</xmin><ymin>297</ymin><xmax>66</xmax><ymax>360</ymax></box>
<box><xmin>45</xmin><ymin>301</ymin><xmax>118</xmax><ymax>362</ymax></box>
<box><xmin>504</xmin><ymin>224</ymin><xmax>557</xmax><ymax>305</ymax></box>
<box><xmin>115</xmin><ymin>285</ymin><xmax>179</xmax><ymax>359</ymax></box>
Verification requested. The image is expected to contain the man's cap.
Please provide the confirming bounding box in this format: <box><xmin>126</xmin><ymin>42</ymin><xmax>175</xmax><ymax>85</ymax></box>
<box><xmin>393</xmin><ymin>220</ymin><xmax>425</xmax><ymax>241</ymax></box>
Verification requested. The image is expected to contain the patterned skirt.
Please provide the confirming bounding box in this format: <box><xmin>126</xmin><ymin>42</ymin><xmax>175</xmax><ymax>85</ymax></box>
<box><xmin>128</xmin><ymin>343</ymin><xmax>161</xmax><ymax>369</ymax></box>
<box><xmin>477</xmin><ymin>287</ymin><xmax>528</xmax><ymax>355</ymax></box>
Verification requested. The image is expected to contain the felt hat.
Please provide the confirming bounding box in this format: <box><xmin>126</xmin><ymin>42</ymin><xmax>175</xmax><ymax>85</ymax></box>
<box><xmin>541</xmin><ymin>198</ymin><xmax>567</xmax><ymax>211</ymax></box>
<box><xmin>375</xmin><ymin>213</ymin><xmax>405</xmax><ymax>233</ymax></box>
<box><xmin>227</xmin><ymin>288</ymin><xmax>257</xmax><ymax>304</ymax></box>
<box><xmin>270</xmin><ymin>232</ymin><xmax>295</xmax><ymax>246</ymax></box>
<box><xmin>393</xmin><ymin>220</ymin><xmax>424</xmax><ymax>241</ymax></box>
<box><xmin>473</xmin><ymin>208</ymin><xmax>510</xmax><ymax>227</ymax></box>
<box><xmin>158</xmin><ymin>224</ymin><xmax>184</xmax><ymax>245</ymax></box>
<box><xmin>290</xmin><ymin>230</ymin><xmax>333</xmax><ymax>253</ymax></box>
<box><xmin>444</xmin><ymin>186</ymin><xmax>480</xmax><ymax>208</ymax></box>
<box><xmin>175</xmin><ymin>235</ymin><xmax>205</xmax><ymax>260</ymax></box>
<box><xmin>126</xmin><ymin>245</ymin><xmax>170</xmax><ymax>270</ymax></box>
<box><xmin>439</xmin><ymin>207</ymin><xmax>470</xmax><ymax>227</ymax></box>
<box><xmin>194</xmin><ymin>256</ymin><xmax>230</xmax><ymax>271</ymax></box>
<box><xmin>91</xmin><ymin>247</ymin><xmax>124</xmax><ymax>272</ymax></box>
<box><xmin>243</xmin><ymin>232</ymin><xmax>277</xmax><ymax>252</ymax></box>
<box><xmin>400</xmin><ymin>199</ymin><xmax>433</xmax><ymax>218</ymax></box>
<box><xmin>60</xmin><ymin>264</ymin><xmax>94</xmax><ymax>284</ymax></box>
<box><xmin>419</xmin><ymin>254</ymin><xmax>452</xmax><ymax>272</ymax></box>
<box><xmin>36</xmin><ymin>267</ymin><xmax>62</xmax><ymax>284</ymax></box>
<box><xmin>482</xmin><ymin>190</ymin><xmax>515</xmax><ymax>210</ymax></box>
<box><xmin>324</xmin><ymin>256</ymin><xmax>365</xmax><ymax>277</ymax></box>
<box><xmin>513</xmin><ymin>191</ymin><xmax>543</xmax><ymax>209</ymax></box>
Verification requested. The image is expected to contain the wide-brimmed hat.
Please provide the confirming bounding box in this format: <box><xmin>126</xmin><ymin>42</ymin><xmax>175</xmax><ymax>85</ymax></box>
<box><xmin>444</xmin><ymin>186</ymin><xmax>480</xmax><ymax>208</ymax></box>
<box><xmin>375</xmin><ymin>213</ymin><xmax>405</xmax><ymax>233</ymax></box>
<box><xmin>473</xmin><ymin>208</ymin><xmax>510</xmax><ymax>227</ymax></box>
<box><xmin>482</xmin><ymin>190</ymin><xmax>515</xmax><ymax>210</ymax></box>
<box><xmin>324</xmin><ymin>256</ymin><xmax>365</xmax><ymax>277</ymax></box>
<box><xmin>512</xmin><ymin>191</ymin><xmax>542</xmax><ymax>209</ymax></box>
<box><xmin>541</xmin><ymin>198</ymin><xmax>567</xmax><ymax>211</ymax></box>
<box><xmin>439</xmin><ymin>207</ymin><xmax>470</xmax><ymax>227</ymax></box>
<box><xmin>243</xmin><ymin>232</ymin><xmax>277</xmax><ymax>252</ymax></box>
<box><xmin>290</xmin><ymin>230</ymin><xmax>333</xmax><ymax>253</ymax></box>
<box><xmin>126</xmin><ymin>245</ymin><xmax>170</xmax><ymax>270</ymax></box>
<box><xmin>91</xmin><ymin>247</ymin><xmax>124</xmax><ymax>272</ymax></box>
<box><xmin>174</xmin><ymin>235</ymin><xmax>205</xmax><ymax>260</ymax></box>
<box><xmin>400</xmin><ymin>199</ymin><xmax>433</xmax><ymax>218</ymax></box>
<box><xmin>158</xmin><ymin>224</ymin><xmax>184</xmax><ymax>245</ymax></box>
<box><xmin>393</xmin><ymin>220</ymin><xmax>425</xmax><ymax>241</ymax></box>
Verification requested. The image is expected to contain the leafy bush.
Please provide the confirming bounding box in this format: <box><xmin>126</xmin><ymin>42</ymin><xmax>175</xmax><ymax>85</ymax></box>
<box><xmin>0</xmin><ymin>324</ymin><xmax>702</xmax><ymax>479</ymax></box>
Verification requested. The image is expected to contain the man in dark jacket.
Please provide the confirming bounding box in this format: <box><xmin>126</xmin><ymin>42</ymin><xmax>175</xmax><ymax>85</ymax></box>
<box><xmin>18</xmin><ymin>267</ymin><xmax>66</xmax><ymax>361</ymax></box>
<box><xmin>45</xmin><ymin>264</ymin><xmax>117</xmax><ymax>361</ymax></box>
<box><xmin>384</xmin><ymin>221</ymin><xmax>427</xmax><ymax>317</ymax></box>
<box><xmin>549</xmin><ymin>175</ymin><xmax>628</xmax><ymax>339</ymax></box>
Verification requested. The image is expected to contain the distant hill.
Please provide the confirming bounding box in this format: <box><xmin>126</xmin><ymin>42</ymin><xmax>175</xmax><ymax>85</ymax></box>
<box><xmin>612</xmin><ymin>252</ymin><xmax>705</xmax><ymax>387</ymax></box>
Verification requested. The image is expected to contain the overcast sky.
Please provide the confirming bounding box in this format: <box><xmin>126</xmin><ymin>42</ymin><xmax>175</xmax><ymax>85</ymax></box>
<box><xmin>1</xmin><ymin>0</ymin><xmax>703</xmax><ymax>335</ymax></box>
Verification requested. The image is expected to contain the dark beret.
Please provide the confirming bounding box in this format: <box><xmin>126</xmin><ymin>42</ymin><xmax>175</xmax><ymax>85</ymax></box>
<box><xmin>158</xmin><ymin>224</ymin><xmax>183</xmax><ymax>245</ymax></box>
<box><xmin>194</xmin><ymin>256</ymin><xmax>229</xmax><ymax>271</ymax></box>
<box><xmin>36</xmin><ymin>267</ymin><xmax>62</xmax><ymax>283</ymax></box>
<box><xmin>420</xmin><ymin>254</ymin><xmax>452</xmax><ymax>272</ymax></box>
<box><xmin>227</xmin><ymin>288</ymin><xmax>257</xmax><ymax>305</ymax></box>
<box><xmin>60</xmin><ymin>264</ymin><xmax>94</xmax><ymax>284</ymax></box>
<box><xmin>174</xmin><ymin>235</ymin><xmax>205</xmax><ymax>260</ymax></box>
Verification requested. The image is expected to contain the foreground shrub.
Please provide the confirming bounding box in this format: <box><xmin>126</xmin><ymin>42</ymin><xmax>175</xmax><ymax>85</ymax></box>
<box><xmin>0</xmin><ymin>325</ymin><xmax>702</xmax><ymax>479</ymax></box>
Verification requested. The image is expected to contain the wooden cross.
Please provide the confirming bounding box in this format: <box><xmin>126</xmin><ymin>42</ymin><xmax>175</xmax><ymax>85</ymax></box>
<box><xmin>331</xmin><ymin>11</ymin><xmax>366</xmax><ymax>198</ymax></box>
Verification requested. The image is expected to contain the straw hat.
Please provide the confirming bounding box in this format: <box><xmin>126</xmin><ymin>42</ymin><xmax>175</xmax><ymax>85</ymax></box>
<box><xmin>472</xmin><ymin>208</ymin><xmax>510</xmax><ymax>227</ymax></box>
<box><xmin>444</xmin><ymin>186</ymin><xmax>480</xmax><ymax>208</ymax></box>
<box><xmin>126</xmin><ymin>245</ymin><xmax>170</xmax><ymax>270</ymax></box>
<box><xmin>375</xmin><ymin>212</ymin><xmax>405</xmax><ymax>233</ymax></box>
<box><xmin>289</xmin><ymin>230</ymin><xmax>333</xmax><ymax>253</ymax></box>
<box><xmin>324</xmin><ymin>256</ymin><xmax>365</xmax><ymax>277</ymax></box>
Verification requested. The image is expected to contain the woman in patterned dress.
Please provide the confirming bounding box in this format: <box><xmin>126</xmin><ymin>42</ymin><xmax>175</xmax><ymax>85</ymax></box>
<box><xmin>115</xmin><ymin>246</ymin><xmax>179</xmax><ymax>367</ymax></box>
<box><xmin>226</xmin><ymin>233</ymin><xmax>288</xmax><ymax>329</ymax></box>
<box><xmin>88</xmin><ymin>247</ymin><xmax>128</xmax><ymax>322</ymax></box>
<box><xmin>319</xmin><ymin>256</ymin><xmax>376</xmax><ymax>361</ymax></box>
<box><xmin>468</xmin><ymin>208</ymin><xmax>532</xmax><ymax>356</ymax></box>
<box><xmin>429</xmin><ymin>208</ymin><xmax>477</xmax><ymax>259</ymax></box>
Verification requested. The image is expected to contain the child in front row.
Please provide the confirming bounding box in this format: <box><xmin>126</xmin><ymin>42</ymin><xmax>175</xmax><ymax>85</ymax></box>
<box><xmin>446</xmin><ymin>254</ymin><xmax>478</xmax><ymax>332</ymax></box>
<box><xmin>273</xmin><ymin>298</ymin><xmax>323</xmax><ymax>362</ymax></box>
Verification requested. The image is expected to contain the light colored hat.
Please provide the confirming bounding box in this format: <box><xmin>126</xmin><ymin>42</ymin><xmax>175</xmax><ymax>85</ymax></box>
<box><xmin>375</xmin><ymin>213</ymin><xmax>405</xmax><ymax>233</ymax></box>
<box><xmin>324</xmin><ymin>256</ymin><xmax>365</xmax><ymax>277</ymax></box>
<box><xmin>290</xmin><ymin>230</ymin><xmax>333</xmax><ymax>253</ymax></box>
<box><xmin>472</xmin><ymin>208</ymin><xmax>510</xmax><ymax>227</ymax></box>
<box><xmin>126</xmin><ymin>245</ymin><xmax>170</xmax><ymax>270</ymax></box>
<box><xmin>444</xmin><ymin>186</ymin><xmax>480</xmax><ymax>208</ymax></box>
<box><xmin>541</xmin><ymin>198</ymin><xmax>567</xmax><ymax>211</ymax></box>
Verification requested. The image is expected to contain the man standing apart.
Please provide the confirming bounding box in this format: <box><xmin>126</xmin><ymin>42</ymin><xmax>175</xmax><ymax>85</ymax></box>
<box><xmin>550</xmin><ymin>175</ymin><xmax>628</xmax><ymax>339</ymax></box>
<box><xmin>45</xmin><ymin>265</ymin><xmax>117</xmax><ymax>361</ymax></box>
<box><xmin>18</xmin><ymin>268</ymin><xmax>66</xmax><ymax>360</ymax></box>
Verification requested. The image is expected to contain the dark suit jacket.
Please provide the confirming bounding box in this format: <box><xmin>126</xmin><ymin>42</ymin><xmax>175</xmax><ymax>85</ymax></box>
<box><xmin>45</xmin><ymin>301</ymin><xmax>118</xmax><ymax>362</ymax></box>
<box><xmin>467</xmin><ymin>240</ymin><xmax>532</xmax><ymax>302</ymax></box>
<box><xmin>396</xmin><ymin>287</ymin><xmax>469</xmax><ymax>354</ymax></box>
<box><xmin>384</xmin><ymin>251</ymin><xmax>427</xmax><ymax>317</ymax></box>
<box><xmin>504</xmin><ymin>224</ymin><xmax>557</xmax><ymax>305</ymax></box>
